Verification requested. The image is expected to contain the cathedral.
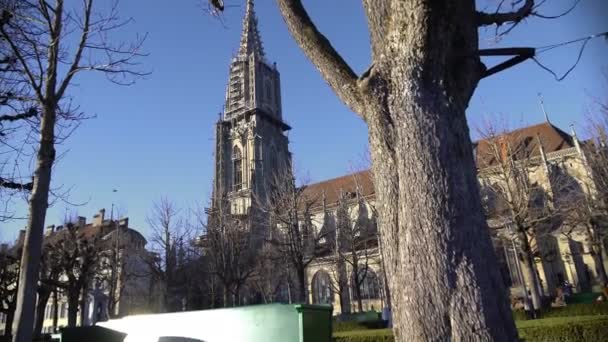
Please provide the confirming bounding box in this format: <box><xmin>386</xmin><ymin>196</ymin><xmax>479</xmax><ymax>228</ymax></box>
<box><xmin>210</xmin><ymin>0</ymin><xmax>608</xmax><ymax>315</ymax></box>
<box><xmin>212</xmin><ymin>0</ymin><xmax>291</xmax><ymax>222</ymax></box>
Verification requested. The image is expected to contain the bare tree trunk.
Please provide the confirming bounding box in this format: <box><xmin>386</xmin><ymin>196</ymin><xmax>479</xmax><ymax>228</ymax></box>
<box><xmin>369</xmin><ymin>100</ymin><xmax>516</xmax><ymax>339</ymax></box>
<box><xmin>52</xmin><ymin>290</ymin><xmax>58</xmax><ymax>332</ymax></box>
<box><xmin>354</xmin><ymin>282</ymin><xmax>363</xmax><ymax>313</ymax></box>
<box><xmin>295</xmin><ymin>265</ymin><xmax>307</xmax><ymax>304</ymax></box>
<box><xmin>12</xmin><ymin>103</ymin><xmax>56</xmax><ymax>342</ymax></box>
<box><xmin>589</xmin><ymin>224</ymin><xmax>608</xmax><ymax>285</ymax></box>
<box><xmin>592</xmin><ymin>243</ymin><xmax>608</xmax><ymax>285</ymax></box>
<box><xmin>222</xmin><ymin>286</ymin><xmax>228</xmax><ymax>308</ymax></box>
<box><xmin>33</xmin><ymin>290</ymin><xmax>51</xmax><ymax>338</ymax></box>
<box><xmin>518</xmin><ymin>233</ymin><xmax>541</xmax><ymax>311</ymax></box>
<box><xmin>79</xmin><ymin>287</ymin><xmax>88</xmax><ymax>326</ymax></box>
<box><xmin>276</xmin><ymin>1</ymin><xmax>518</xmax><ymax>340</ymax></box>
<box><xmin>4</xmin><ymin>310</ymin><xmax>14</xmax><ymax>337</ymax></box>
<box><xmin>67</xmin><ymin>292</ymin><xmax>78</xmax><ymax>327</ymax></box>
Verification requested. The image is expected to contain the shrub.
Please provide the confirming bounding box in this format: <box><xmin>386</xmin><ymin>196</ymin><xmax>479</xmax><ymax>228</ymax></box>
<box><xmin>518</xmin><ymin>316</ymin><xmax>608</xmax><ymax>342</ymax></box>
<box><xmin>334</xmin><ymin>329</ymin><xmax>394</xmax><ymax>342</ymax></box>
<box><xmin>334</xmin><ymin>316</ymin><xmax>608</xmax><ymax>342</ymax></box>
<box><xmin>333</xmin><ymin>320</ymin><xmax>387</xmax><ymax>332</ymax></box>
<box><xmin>513</xmin><ymin>302</ymin><xmax>608</xmax><ymax>320</ymax></box>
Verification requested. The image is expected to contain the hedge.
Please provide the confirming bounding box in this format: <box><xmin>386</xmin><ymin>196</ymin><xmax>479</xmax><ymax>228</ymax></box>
<box><xmin>334</xmin><ymin>329</ymin><xmax>394</xmax><ymax>342</ymax></box>
<box><xmin>333</xmin><ymin>320</ymin><xmax>388</xmax><ymax>332</ymax></box>
<box><xmin>513</xmin><ymin>302</ymin><xmax>608</xmax><ymax>320</ymax></box>
<box><xmin>334</xmin><ymin>316</ymin><xmax>608</xmax><ymax>342</ymax></box>
<box><xmin>518</xmin><ymin>315</ymin><xmax>608</xmax><ymax>342</ymax></box>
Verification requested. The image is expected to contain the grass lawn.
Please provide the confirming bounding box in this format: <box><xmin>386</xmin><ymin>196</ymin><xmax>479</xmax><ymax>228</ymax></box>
<box><xmin>515</xmin><ymin>315</ymin><xmax>608</xmax><ymax>329</ymax></box>
<box><xmin>334</xmin><ymin>329</ymin><xmax>393</xmax><ymax>339</ymax></box>
<box><xmin>334</xmin><ymin>315</ymin><xmax>608</xmax><ymax>341</ymax></box>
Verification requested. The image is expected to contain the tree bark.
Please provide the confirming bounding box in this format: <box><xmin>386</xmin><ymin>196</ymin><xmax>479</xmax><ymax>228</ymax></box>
<box><xmin>4</xmin><ymin>310</ymin><xmax>14</xmax><ymax>337</ymax></box>
<box><xmin>295</xmin><ymin>265</ymin><xmax>307</xmax><ymax>303</ymax></box>
<box><xmin>588</xmin><ymin>223</ymin><xmax>608</xmax><ymax>285</ymax></box>
<box><xmin>67</xmin><ymin>291</ymin><xmax>79</xmax><ymax>327</ymax></box>
<box><xmin>52</xmin><ymin>290</ymin><xmax>58</xmax><ymax>332</ymax></box>
<box><xmin>518</xmin><ymin>240</ymin><xmax>542</xmax><ymax>311</ymax></box>
<box><xmin>79</xmin><ymin>287</ymin><xmax>88</xmax><ymax>326</ymax></box>
<box><xmin>276</xmin><ymin>0</ymin><xmax>518</xmax><ymax>340</ymax></box>
<box><xmin>33</xmin><ymin>289</ymin><xmax>51</xmax><ymax>338</ymax></box>
<box><xmin>12</xmin><ymin>103</ymin><xmax>57</xmax><ymax>342</ymax></box>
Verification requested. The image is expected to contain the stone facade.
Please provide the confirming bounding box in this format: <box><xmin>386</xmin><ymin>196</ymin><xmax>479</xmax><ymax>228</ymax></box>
<box><xmin>212</xmin><ymin>0</ymin><xmax>291</xmax><ymax>222</ymax></box>
<box><xmin>0</xmin><ymin>210</ymin><xmax>153</xmax><ymax>335</ymax></box>
<box><xmin>304</xmin><ymin>123</ymin><xmax>608</xmax><ymax>315</ymax></box>
<box><xmin>207</xmin><ymin>0</ymin><xmax>608</xmax><ymax>316</ymax></box>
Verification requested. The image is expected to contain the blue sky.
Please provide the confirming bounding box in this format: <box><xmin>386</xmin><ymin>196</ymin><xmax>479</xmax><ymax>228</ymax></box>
<box><xmin>1</xmin><ymin>0</ymin><xmax>607</xmax><ymax>241</ymax></box>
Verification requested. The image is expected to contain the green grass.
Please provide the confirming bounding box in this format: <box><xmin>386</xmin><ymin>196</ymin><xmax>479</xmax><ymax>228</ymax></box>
<box><xmin>513</xmin><ymin>302</ymin><xmax>608</xmax><ymax>320</ymax></box>
<box><xmin>334</xmin><ymin>329</ymin><xmax>393</xmax><ymax>338</ymax></box>
<box><xmin>334</xmin><ymin>316</ymin><xmax>608</xmax><ymax>342</ymax></box>
<box><xmin>515</xmin><ymin>314</ymin><xmax>608</xmax><ymax>329</ymax></box>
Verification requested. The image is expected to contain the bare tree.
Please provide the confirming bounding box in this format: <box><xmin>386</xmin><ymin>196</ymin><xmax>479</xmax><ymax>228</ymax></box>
<box><xmin>250</xmin><ymin>243</ymin><xmax>290</xmax><ymax>304</ymax></box>
<box><xmin>477</xmin><ymin>122</ymin><xmax>574</xmax><ymax>312</ymax></box>
<box><xmin>48</xmin><ymin>223</ymin><xmax>104</xmax><ymax>327</ymax></box>
<box><xmin>145</xmin><ymin>197</ymin><xmax>193</xmax><ymax>312</ymax></box>
<box><xmin>570</xmin><ymin>94</ymin><xmax>608</xmax><ymax>285</ymax></box>
<box><xmin>256</xmin><ymin>169</ymin><xmax>327</xmax><ymax>304</ymax></box>
<box><xmin>273</xmin><ymin>0</ymin><xmax>586</xmax><ymax>339</ymax></box>
<box><xmin>200</xmin><ymin>198</ymin><xmax>256</xmax><ymax>307</ymax></box>
<box><xmin>33</xmin><ymin>243</ymin><xmax>61</xmax><ymax>337</ymax></box>
<box><xmin>0</xmin><ymin>244</ymin><xmax>18</xmax><ymax>337</ymax></box>
<box><xmin>0</xmin><ymin>0</ymin><xmax>37</xmax><ymax>222</ymax></box>
<box><xmin>1</xmin><ymin>1</ymin><xmax>147</xmax><ymax>340</ymax></box>
<box><xmin>335</xmin><ymin>187</ymin><xmax>377</xmax><ymax>313</ymax></box>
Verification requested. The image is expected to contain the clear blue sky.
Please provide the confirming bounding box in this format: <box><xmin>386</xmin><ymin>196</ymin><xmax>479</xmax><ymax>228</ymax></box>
<box><xmin>1</xmin><ymin>0</ymin><xmax>607</xmax><ymax>241</ymax></box>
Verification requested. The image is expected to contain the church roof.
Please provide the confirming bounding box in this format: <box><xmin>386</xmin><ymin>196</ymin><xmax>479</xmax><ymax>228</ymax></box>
<box><xmin>304</xmin><ymin>122</ymin><xmax>577</xmax><ymax>209</ymax></box>
<box><xmin>237</xmin><ymin>0</ymin><xmax>264</xmax><ymax>60</ymax></box>
<box><xmin>474</xmin><ymin>122</ymin><xmax>575</xmax><ymax>168</ymax></box>
<box><xmin>302</xmin><ymin>170</ymin><xmax>375</xmax><ymax>210</ymax></box>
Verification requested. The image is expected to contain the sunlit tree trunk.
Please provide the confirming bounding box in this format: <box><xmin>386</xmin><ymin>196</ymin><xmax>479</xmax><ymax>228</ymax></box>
<box><xmin>276</xmin><ymin>1</ymin><xmax>519</xmax><ymax>340</ymax></box>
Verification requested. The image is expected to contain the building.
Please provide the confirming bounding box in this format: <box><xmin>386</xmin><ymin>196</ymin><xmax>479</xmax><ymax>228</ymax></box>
<box><xmin>207</xmin><ymin>0</ymin><xmax>608</xmax><ymax>316</ymax></box>
<box><xmin>212</xmin><ymin>0</ymin><xmax>292</xmax><ymax>220</ymax></box>
<box><xmin>0</xmin><ymin>209</ymin><xmax>153</xmax><ymax>335</ymax></box>
<box><xmin>303</xmin><ymin>122</ymin><xmax>608</xmax><ymax>314</ymax></box>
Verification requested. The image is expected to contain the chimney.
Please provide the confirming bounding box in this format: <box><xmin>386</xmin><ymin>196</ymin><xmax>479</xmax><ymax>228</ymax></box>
<box><xmin>45</xmin><ymin>225</ymin><xmax>55</xmax><ymax>236</ymax></box>
<box><xmin>18</xmin><ymin>229</ymin><xmax>25</xmax><ymax>243</ymax></box>
<box><xmin>78</xmin><ymin>216</ymin><xmax>86</xmax><ymax>228</ymax></box>
<box><xmin>94</xmin><ymin>209</ymin><xmax>105</xmax><ymax>226</ymax></box>
<box><xmin>119</xmin><ymin>217</ymin><xmax>129</xmax><ymax>228</ymax></box>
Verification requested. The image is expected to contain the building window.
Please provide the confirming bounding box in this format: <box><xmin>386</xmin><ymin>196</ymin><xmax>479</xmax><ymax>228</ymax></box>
<box><xmin>312</xmin><ymin>270</ymin><xmax>333</xmax><ymax>305</ymax></box>
<box><xmin>357</xmin><ymin>269</ymin><xmax>381</xmax><ymax>300</ymax></box>
<box><xmin>60</xmin><ymin>303</ymin><xmax>66</xmax><ymax>318</ymax></box>
<box><xmin>233</xmin><ymin>146</ymin><xmax>243</xmax><ymax>191</ymax></box>
<box><xmin>265</xmin><ymin>79</ymin><xmax>272</xmax><ymax>101</ymax></box>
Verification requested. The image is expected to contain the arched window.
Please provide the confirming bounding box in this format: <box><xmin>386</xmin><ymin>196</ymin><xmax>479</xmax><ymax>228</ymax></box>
<box><xmin>233</xmin><ymin>146</ymin><xmax>243</xmax><ymax>191</ymax></box>
<box><xmin>311</xmin><ymin>270</ymin><xmax>333</xmax><ymax>305</ymax></box>
<box><xmin>353</xmin><ymin>268</ymin><xmax>381</xmax><ymax>300</ymax></box>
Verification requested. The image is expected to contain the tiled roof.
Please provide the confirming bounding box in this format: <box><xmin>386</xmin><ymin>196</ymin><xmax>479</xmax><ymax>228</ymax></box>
<box><xmin>304</xmin><ymin>122</ymin><xmax>575</xmax><ymax>207</ymax></box>
<box><xmin>474</xmin><ymin>122</ymin><xmax>574</xmax><ymax>168</ymax></box>
<box><xmin>301</xmin><ymin>170</ymin><xmax>374</xmax><ymax>210</ymax></box>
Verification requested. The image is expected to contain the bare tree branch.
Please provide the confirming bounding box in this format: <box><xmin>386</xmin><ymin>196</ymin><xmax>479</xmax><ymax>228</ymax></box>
<box><xmin>275</xmin><ymin>0</ymin><xmax>363</xmax><ymax>117</ymax></box>
<box><xmin>477</xmin><ymin>0</ymin><xmax>534</xmax><ymax>27</ymax></box>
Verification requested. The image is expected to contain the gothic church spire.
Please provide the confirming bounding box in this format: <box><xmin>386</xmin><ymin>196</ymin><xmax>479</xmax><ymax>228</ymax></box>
<box><xmin>238</xmin><ymin>0</ymin><xmax>264</xmax><ymax>59</ymax></box>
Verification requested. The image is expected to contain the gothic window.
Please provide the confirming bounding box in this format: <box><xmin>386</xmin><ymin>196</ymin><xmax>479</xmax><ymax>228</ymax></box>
<box><xmin>353</xmin><ymin>268</ymin><xmax>381</xmax><ymax>301</ymax></box>
<box><xmin>312</xmin><ymin>270</ymin><xmax>333</xmax><ymax>305</ymax></box>
<box><xmin>233</xmin><ymin>146</ymin><xmax>243</xmax><ymax>191</ymax></box>
<box><xmin>265</xmin><ymin>79</ymin><xmax>272</xmax><ymax>102</ymax></box>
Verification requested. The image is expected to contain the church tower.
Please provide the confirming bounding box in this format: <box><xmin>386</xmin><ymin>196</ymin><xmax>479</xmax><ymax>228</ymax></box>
<box><xmin>213</xmin><ymin>0</ymin><xmax>291</xmax><ymax>218</ymax></box>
